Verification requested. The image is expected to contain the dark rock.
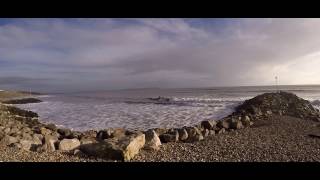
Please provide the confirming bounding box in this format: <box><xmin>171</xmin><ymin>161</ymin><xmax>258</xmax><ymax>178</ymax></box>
<box><xmin>229</xmin><ymin>119</ymin><xmax>244</xmax><ymax>130</ymax></box>
<box><xmin>217</xmin><ymin>120</ymin><xmax>230</xmax><ymax>129</ymax></box>
<box><xmin>159</xmin><ymin>132</ymin><xmax>179</xmax><ymax>143</ymax></box>
<box><xmin>201</xmin><ymin>120</ymin><xmax>216</xmax><ymax>130</ymax></box>
<box><xmin>2</xmin><ymin>98</ymin><xmax>42</xmax><ymax>104</ymax></box>
<box><xmin>57</xmin><ymin>128</ymin><xmax>72</xmax><ymax>138</ymax></box>
<box><xmin>97</xmin><ymin>129</ymin><xmax>114</xmax><ymax>140</ymax></box>
<box><xmin>153</xmin><ymin>128</ymin><xmax>168</xmax><ymax>136</ymax></box>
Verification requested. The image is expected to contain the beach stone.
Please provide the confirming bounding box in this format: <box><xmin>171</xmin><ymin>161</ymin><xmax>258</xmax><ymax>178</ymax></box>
<box><xmin>241</xmin><ymin>116</ymin><xmax>251</xmax><ymax>127</ymax></box>
<box><xmin>81</xmin><ymin>130</ymin><xmax>97</xmax><ymax>139</ymax></box>
<box><xmin>153</xmin><ymin>128</ymin><xmax>168</xmax><ymax>136</ymax></box>
<box><xmin>9</xmin><ymin>127</ymin><xmax>19</xmax><ymax>134</ymax></box>
<box><xmin>144</xmin><ymin>130</ymin><xmax>161</xmax><ymax>151</ymax></box>
<box><xmin>209</xmin><ymin>130</ymin><xmax>216</xmax><ymax>135</ymax></box>
<box><xmin>4</xmin><ymin>127</ymin><xmax>10</xmax><ymax>134</ymax></box>
<box><xmin>159</xmin><ymin>132</ymin><xmax>179</xmax><ymax>143</ymax></box>
<box><xmin>45</xmin><ymin>123</ymin><xmax>57</xmax><ymax>131</ymax></box>
<box><xmin>41</xmin><ymin>135</ymin><xmax>58</xmax><ymax>152</ymax></box>
<box><xmin>0</xmin><ymin>135</ymin><xmax>18</xmax><ymax>145</ymax></box>
<box><xmin>32</xmin><ymin>134</ymin><xmax>43</xmax><ymax>145</ymax></box>
<box><xmin>21</xmin><ymin>127</ymin><xmax>31</xmax><ymax>133</ymax></box>
<box><xmin>230</xmin><ymin>120</ymin><xmax>244</xmax><ymax>130</ymax></box>
<box><xmin>58</xmin><ymin>138</ymin><xmax>80</xmax><ymax>151</ymax></box>
<box><xmin>216</xmin><ymin>128</ymin><xmax>226</xmax><ymax>134</ymax></box>
<box><xmin>19</xmin><ymin>140</ymin><xmax>33</xmax><ymax>151</ymax></box>
<box><xmin>112</xmin><ymin>128</ymin><xmax>126</xmax><ymax>139</ymax></box>
<box><xmin>57</xmin><ymin>128</ymin><xmax>72</xmax><ymax>138</ymax></box>
<box><xmin>185</xmin><ymin>127</ymin><xmax>204</xmax><ymax>142</ymax></box>
<box><xmin>201</xmin><ymin>120</ymin><xmax>216</xmax><ymax>130</ymax></box>
<box><xmin>202</xmin><ymin>129</ymin><xmax>209</xmax><ymax>137</ymax></box>
<box><xmin>80</xmin><ymin>133</ymin><xmax>145</xmax><ymax>161</ymax></box>
<box><xmin>97</xmin><ymin>129</ymin><xmax>114</xmax><ymax>140</ymax></box>
<box><xmin>80</xmin><ymin>138</ymin><xmax>96</xmax><ymax>145</ymax></box>
<box><xmin>21</xmin><ymin>132</ymin><xmax>33</xmax><ymax>141</ymax></box>
<box><xmin>178</xmin><ymin>128</ymin><xmax>188</xmax><ymax>141</ymax></box>
<box><xmin>40</xmin><ymin>127</ymin><xmax>52</xmax><ymax>136</ymax></box>
<box><xmin>217</xmin><ymin>120</ymin><xmax>230</xmax><ymax>129</ymax></box>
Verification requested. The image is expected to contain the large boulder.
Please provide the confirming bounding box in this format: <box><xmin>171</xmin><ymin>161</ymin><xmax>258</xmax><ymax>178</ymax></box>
<box><xmin>144</xmin><ymin>130</ymin><xmax>161</xmax><ymax>151</ymax></box>
<box><xmin>80</xmin><ymin>133</ymin><xmax>145</xmax><ymax>161</ymax></box>
<box><xmin>58</xmin><ymin>138</ymin><xmax>80</xmax><ymax>151</ymax></box>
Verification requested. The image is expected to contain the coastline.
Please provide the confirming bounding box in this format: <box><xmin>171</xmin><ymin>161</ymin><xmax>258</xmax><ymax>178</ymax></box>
<box><xmin>1</xmin><ymin>90</ymin><xmax>320</xmax><ymax>162</ymax></box>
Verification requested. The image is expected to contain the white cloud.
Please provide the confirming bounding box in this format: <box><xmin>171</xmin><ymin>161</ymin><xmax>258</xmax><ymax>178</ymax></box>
<box><xmin>1</xmin><ymin>18</ymin><xmax>320</xmax><ymax>92</ymax></box>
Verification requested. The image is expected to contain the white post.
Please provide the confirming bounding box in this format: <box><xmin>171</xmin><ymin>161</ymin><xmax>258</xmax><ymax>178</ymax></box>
<box><xmin>275</xmin><ymin>76</ymin><xmax>278</xmax><ymax>93</ymax></box>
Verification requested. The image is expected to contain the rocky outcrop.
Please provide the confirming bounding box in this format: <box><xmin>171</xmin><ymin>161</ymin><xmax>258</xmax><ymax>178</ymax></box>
<box><xmin>2</xmin><ymin>98</ymin><xmax>42</xmax><ymax>104</ymax></box>
<box><xmin>234</xmin><ymin>91</ymin><xmax>320</xmax><ymax>122</ymax></box>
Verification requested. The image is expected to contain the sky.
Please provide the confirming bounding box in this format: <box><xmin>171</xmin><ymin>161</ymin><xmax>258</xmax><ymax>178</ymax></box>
<box><xmin>1</xmin><ymin>18</ymin><xmax>320</xmax><ymax>93</ymax></box>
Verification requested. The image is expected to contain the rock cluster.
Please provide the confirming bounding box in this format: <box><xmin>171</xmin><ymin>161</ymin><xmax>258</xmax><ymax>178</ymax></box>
<box><xmin>234</xmin><ymin>91</ymin><xmax>320</xmax><ymax>122</ymax></box>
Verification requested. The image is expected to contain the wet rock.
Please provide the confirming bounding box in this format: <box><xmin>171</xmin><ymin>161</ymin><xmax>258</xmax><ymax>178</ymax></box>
<box><xmin>178</xmin><ymin>128</ymin><xmax>188</xmax><ymax>141</ymax></box>
<box><xmin>80</xmin><ymin>133</ymin><xmax>145</xmax><ymax>161</ymax></box>
<box><xmin>58</xmin><ymin>138</ymin><xmax>80</xmax><ymax>151</ymax></box>
<box><xmin>144</xmin><ymin>130</ymin><xmax>161</xmax><ymax>151</ymax></box>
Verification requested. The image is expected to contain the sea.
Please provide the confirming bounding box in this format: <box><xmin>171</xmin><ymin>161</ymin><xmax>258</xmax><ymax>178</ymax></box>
<box><xmin>16</xmin><ymin>85</ymin><xmax>320</xmax><ymax>131</ymax></box>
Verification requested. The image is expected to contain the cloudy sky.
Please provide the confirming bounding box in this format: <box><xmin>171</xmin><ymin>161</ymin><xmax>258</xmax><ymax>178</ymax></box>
<box><xmin>0</xmin><ymin>18</ymin><xmax>320</xmax><ymax>92</ymax></box>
